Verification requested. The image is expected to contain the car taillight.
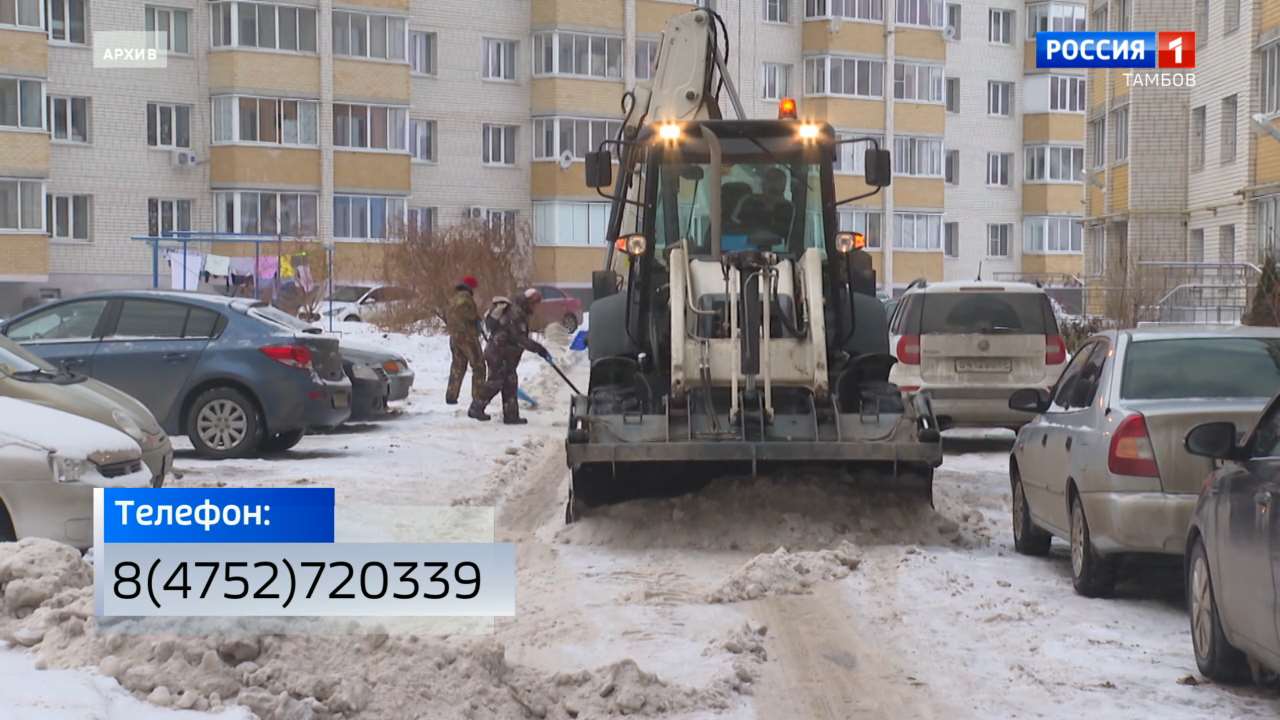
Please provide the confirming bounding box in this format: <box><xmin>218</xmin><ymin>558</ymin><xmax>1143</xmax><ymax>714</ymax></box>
<box><xmin>1045</xmin><ymin>334</ymin><xmax>1067</xmax><ymax>365</ymax></box>
<box><xmin>260</xmin><ymin>344</ymin><xmax>313</xmax><ymax>371</ymax></box>
<box><xmin>382</xmin><ymin>359</ymin><xmax>401</xmax><ymax>374</ymax></box>
<box><xmin>897</xmin><ymin>335</ymin><xmax>921</xmax><ymax>365</ymax></box>
<box><xmin>1109</xmin><ymin>413</ymin><xmax>1160</xmax><ymax>478</ymax></box>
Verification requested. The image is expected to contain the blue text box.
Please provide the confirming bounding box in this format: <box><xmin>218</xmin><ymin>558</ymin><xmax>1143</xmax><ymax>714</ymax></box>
<box><xmin>1036</xmin><ymin>31</ymin><xmax>1157</xmax><ymax>69</ymax></box>
<box><xmin>102</xmin><ymin>488</ymin><xmax>335</xmax><ymax>543</ymax></box>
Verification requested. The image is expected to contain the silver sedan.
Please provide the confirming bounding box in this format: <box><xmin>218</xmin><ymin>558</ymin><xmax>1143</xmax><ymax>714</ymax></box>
<box><xmin>1006</xmin><ymin>327</ymin><xmax>1280</xmax><ymax>597</ymax></box>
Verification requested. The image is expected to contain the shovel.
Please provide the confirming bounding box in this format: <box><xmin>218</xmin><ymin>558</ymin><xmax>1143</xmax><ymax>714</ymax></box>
<box><xmin>541</xmin><ymin>355</ymin><xmax>584</xmax><ymax>396</ymax></box>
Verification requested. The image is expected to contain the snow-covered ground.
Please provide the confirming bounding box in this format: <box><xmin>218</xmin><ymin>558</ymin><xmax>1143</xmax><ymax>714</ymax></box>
<box><xmin>2</xmin><ymin>324</ymin><xmax>1278</xmax><ymax>719</ymax></box>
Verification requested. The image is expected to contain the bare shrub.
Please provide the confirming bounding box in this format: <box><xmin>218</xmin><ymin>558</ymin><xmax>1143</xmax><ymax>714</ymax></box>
<box><xmin>377</xmin><ymin>221</ymin><xmax>533</xmax><ymax>333</ymax></box>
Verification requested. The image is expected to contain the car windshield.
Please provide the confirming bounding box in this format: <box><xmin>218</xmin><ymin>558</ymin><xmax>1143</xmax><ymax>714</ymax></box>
<box><xmin>0</xmin><ymin>336</ymin><xmax>84</xmax><ymax>383</ymax></box>
<box><xmin>1121</xmin><ymin>337</ymin><xmax>1280</xmax><ymax>400</ymax></box>
<box><xmin>0</xmin><ymin>341</ymin><xmax>45</xmax><ymax>374</ymax></box>
<box><xmin>327</xmin><ymin>285</ymin><xmax>370</xmax><ymax>303</ymax></box>
<box><xmin>919</xmin><ymin>292</ymin><xmax>1056</xmax><ymax>335</ymax></box>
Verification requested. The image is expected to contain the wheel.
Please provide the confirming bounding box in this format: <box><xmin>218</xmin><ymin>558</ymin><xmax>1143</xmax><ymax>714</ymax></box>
<box><xmin>1011</xmin><ymin>470</ymin><xmax>1051</xmax><ymax>556</ymax></box>
<box><xmin>259</xmin><ymin>429</ymin><xmax>305</xmax><ymax>454</ymax></box>
<box><xmin>344</xmin><ymin>315</ymin><xmax>362</xmax><ymax>322</ymax></box>
<box><xmin>1188</xmin><ymin>537</ymin><xmax>1250</xmax><ymax>683</ymax></box>
<box><xmin>1069</xmin><ymin>494</ymin><xmax>1116</xmax><ymax>597</ymax></box>
<box><xmin>561</xmin><ymin>314</ymin><xmax>580</xmax><ymax>333</ymax></box>
<box><xmin>186</xmin><ymin>387</ymin><xmax>261</xmax><ymax>459</ymax></box>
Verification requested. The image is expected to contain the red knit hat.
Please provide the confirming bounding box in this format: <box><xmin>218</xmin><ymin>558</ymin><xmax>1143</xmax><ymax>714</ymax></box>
<box><xmin>461</xmin><ymin>276</ymin><xmax>478</xmax><ymax>289</ymax></box>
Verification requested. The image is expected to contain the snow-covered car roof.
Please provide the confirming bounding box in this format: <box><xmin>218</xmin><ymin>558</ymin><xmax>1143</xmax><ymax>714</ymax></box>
<box><xmin>903</xmin><ymin>281</ymin><xmax>1046</xmax><ymax>295</ymax></box>
<box><xmin>0</xmin><ymin>397</ymin><xmax>141</xmax><ymax>461</ymax></box>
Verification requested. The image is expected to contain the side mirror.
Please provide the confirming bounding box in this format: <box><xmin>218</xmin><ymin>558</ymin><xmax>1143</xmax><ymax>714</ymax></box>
<box><xmin>864</xmin><ymin>148</ymin><xmax>892</xmax><ymax>187</ymax></box>
<box><xmin>584</xmin><ymin>151</ymin><xmax>613</xmax><ymax>188</ymax></box>
<box><xmin>1009</xmin><ymin>388</ymin><xmax>1050</xmax><ymax>414</ymax></box>
<box><xmin>1185</xmin><ymin>422</ymin><xmax>1239</xmax><ymax>460</ymax></box>
<box><xmin>592</xmin><ymin>270</ymin><xmax>619</xmax><ymax>301</ymax></box>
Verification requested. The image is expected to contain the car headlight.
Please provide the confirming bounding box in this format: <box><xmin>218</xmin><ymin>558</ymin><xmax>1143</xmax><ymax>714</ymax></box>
<box><xmin>111</xmin><ymin>409</ymin><xmax>143</xmax><ymax>441</ymax></box>
<box><xmin>49</xmin><ymin>454</ymin><xmax>88</xmax><ymax>484</ymax></box>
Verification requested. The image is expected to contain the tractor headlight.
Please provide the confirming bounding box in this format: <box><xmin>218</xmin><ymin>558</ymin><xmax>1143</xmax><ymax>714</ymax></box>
<box><xmin>49</xmin><ymin>454</ymin><xmax>87</xmax><ymax>484</ymax></box>
<box><xmin>797</xmin><ymin>123</ymin><xmax>820</xmax><ymax>141</ymax></box>
<box><xmin>657</xmin><ymin>122</ymin><xmax>682</xmax><ymax>142</ymax></box>
<box><xmin>835</xmin><ymin>232</ymin><xmax>856</xmax><ymax>253</ymax></box>
<box><xmin>624</xmin><ymin>234</ymin><xmax>648</xmax><ymax>256</ymax></box>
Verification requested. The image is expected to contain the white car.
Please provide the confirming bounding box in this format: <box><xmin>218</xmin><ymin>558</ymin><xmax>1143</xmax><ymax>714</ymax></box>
<box><xmin>320</xmin><ymin>284</ymin><xmax>412</xmax><ymax>323</ymax></box>
<box><xmin>888</xmin><ymin>281</ymin><xmax>1068</xmax><ymax>430</ymax></box>
<box><xmin>0</xmin><ymin>397</ymin><xmax>151</xmax><ymax>548</ymax></box>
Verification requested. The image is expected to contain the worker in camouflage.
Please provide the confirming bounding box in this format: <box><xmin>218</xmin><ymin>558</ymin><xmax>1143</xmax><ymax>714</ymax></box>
<box><xmin>469</xmin><ymin>288</ymin><xmax>551</xmax><ymax>424</ymax></box>
<box><xmin>445</xmin><ymin>275</ymin><xmax>485</xmax><ymax>405</ymax></box>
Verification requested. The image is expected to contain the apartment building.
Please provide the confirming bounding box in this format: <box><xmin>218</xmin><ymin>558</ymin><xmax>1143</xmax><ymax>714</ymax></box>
<box><xmin>0</xmin><ymin>0</ymin><xmax>1087</xmax><ymax>315</ymax></box>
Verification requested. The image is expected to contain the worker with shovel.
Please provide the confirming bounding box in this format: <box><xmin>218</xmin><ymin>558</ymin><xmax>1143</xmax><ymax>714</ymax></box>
<box><xmin>470</xmin><ymin>288</ymin><xmax>552</xmax><ymax>424</ymax></box>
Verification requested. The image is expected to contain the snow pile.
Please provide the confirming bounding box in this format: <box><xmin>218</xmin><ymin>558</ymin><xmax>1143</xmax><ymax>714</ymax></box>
<box><xmin>706</xmin><ymin>542</ymin><xmax>861</xmax><ymax>603</ymax></box>
<box><xmin>0</xmin><ymin>539</ymin><xmax>746</xmax><ymax>719</ymax></box>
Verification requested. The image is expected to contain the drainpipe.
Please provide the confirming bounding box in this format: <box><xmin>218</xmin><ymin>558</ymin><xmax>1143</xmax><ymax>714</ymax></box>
<box><xmin>319</xmin><ymin>0</ymin><xmax>335</xmax><ymax>280</ymax></box>
<box><xmin>624</xmin><ymin>0</ymin><xmax>636</xmax><ymax>91</ymax></box>
<box><xmin>883</xmin><ymin>8</ymin><xmax>895</xmax><ymax>294</ymax></box>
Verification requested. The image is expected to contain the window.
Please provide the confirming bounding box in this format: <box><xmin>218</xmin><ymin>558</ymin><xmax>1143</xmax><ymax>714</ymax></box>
<box><xmin>0</xmin><ymin>178</ymin><xmax>43</xmax><ymax>231</ymax></box>
<box><xmin>804</xmin><ymin>0</ymin><xmax>883</xmax><ymax>21</ymax></box>
<box><xmin>945</xmin><ymin>2</ymin><xmax>960</xmax><ymax>38</ymax></box>
<box><xmin>764</xmin><ymin>0</ymin><xmax>789</xmax><ymax>23</ymax></box>
<box><xmin>1025</xmin><ymin>145</ymin><xmax>1084</xmax><ymax>182</ymax></box>
<box><xmin>532</xmin><ymin>32</ymin><xmax>621</xmax><ymax>79</ymax></box>
<box><xmin>409</xmin><ymin>31</ymin><xmax>436</xmax><ymax>74</ymax></box>
<box><xmin>1112</xmin><ymin>0</ymin><xmax>1128</xmax><ymax>30</ymax></box>
<box><xmin>6</xmin><ymin>300</ymin><xmax>107</xmax><ymax>342</ymax></box>
<box><xmin>805</xmin><ymin>56</ymin><xmax>885</xmax><ymax>98</ymax></box>
<box><xmin>148</xmin><ymin>198</ymin><xmax>191</xmax><ymax>237</ymax></box>
<box><xmin>636</xmin><ymin>39</ymin><xmax>658</xmax><ymax>80</ymax></box>
<box><xmin>893</xmin><ymin>136</ymin><xmax>943</xmax><ymax>177</ymax></box>
<box><xmin>894</xmin><ymin>212</ymin><xmax>942</xmax><ymax>249</ymax></box>
<box><xmin>1111</xmin><ymin>106</ymin><xmax>1128</xmax><ymax>161</ymax></box>
<box><xmin>1221</xmin><ymin>95</ymin><xmax>1237</xmax><ymax>163</ymax></box>
<box><xmin>408</xmin><ymin>207</ymin><xmax>435</xmax><ymax>234</ymax></box>
<box><xmin>47</xmin><ymin>0</ymin><xmax>86</xmax><ymax>43</ymax></box>
<box><xmin>944</xmin><ymin>149</ymin><xmax>959</xmax><ymax>184</ymax></box>
<box><xmin>1049</xmin><ymin>76</ymin><xmax>1085</xmax><ymax>112</ymax></box>
<box><xmin>214</xmin><ymin>190</ymin><xmax>318</xmax><ymax>237</ymax></box>
<box><xmin>332</xmin><ymin>10</ymin><xmax>406</xmax><ymax>60</ymax></box>
<box><xmin>837</xmin><ymin>210</ymin><xmax>883</xmax><ymax>248</ymax></box>
<box><xmin>832</xmin><ymin>132</ymin><xmax>883</xmax><ymax>174</ymax></box>
<box><xmin>112</xmin><ymin>301</ymin><xmax>200</xmax><ymax>339</ymax></box>
<box><xmin>987</xmin><ymin>81</ymin><xmax>1013</xmax><ymax>116</ymax></box>
<box><xmin>986</xmin><ymin>152</ymin><xmax>1011</xmax><ymax>186</ymax></box>
<box><xmin>145</xmin><ymin>6</ymin><xmax>189</xmax><ymax>53</ymax></box>
<box><xmin>1188</xmin><ymin>228</ymin><xmax>1205</xmax><ymax>261</ymax></box>
<box><xmin>486</xmin><ymin>209</ymin><xmax>517</xmax><ymax>234</ymax></box>
<box><xmin>0</xmin><ymin>77</ymin><xmax>43</xmax><ymax>130</ymax></box>
<box><xmin>146</xmin><ymin>102</ymin><xmax>191</xmax><ymax>148</ymax></box>
<box><xmin>1260</xmin><ymin>195</ymin><xmax>1280</xmax><ymax>261</ymax></box>
<box><xmin>944</xmin><ymin>77</ymin><xmax>959</xmax><ymax>113</ymax></box>
<box><xmin>211</xmin><ymin>2</ymin><xmax>317</xmax><ymax>52</ymax></box>
<box><xmin>1023</xmin><ymin>216</ymin><xmax>1082</xmax><ymax>253</ymax></box>
<box><xmin>0</xmin><ymin>0</ymin><xmax>42</xmax><ymax>29</ymax></box>
<box><xmin>896</xmin><ymin>0</ymin><xmax>943</xmax><ymax>28</ymax></box>
<box><xmin>333</xmin><ymin>104</ymin><xmax>408</xmax><ymax>151</ymax></box>
<box><xmin>1085</xmin><ymin>225</ymin><xmax>1104</xmax><ymax>274</ymax></box>
<box><xmin>482</xmin><ymin>37</ymin><xmax>517</xmax><ymax>80</ymax></box>
<box><xmin>762</xmin><ymin>63</ymin><xmax>791</xmax><ymax>100</ymax></box>
<box><xmin>1122</xmin><ymin>338</ymin><xmax>1280</xmax><ymax>402</ymax></box>
<box><xmin>46</xmin><ymin>193</ymin><xmax>90</xmax><ymax>241</ymax></box>
<box><xmin>213</xmin><ymin>96</ymin><xmax>318</xmax><ymax>146</ymax></box>
<box><xmin>944</xmin><ymin>221</ymin><xmax>958</xmax><ymax>257</ymax></box>
<box><xmin>1027</xmin><ymin>2</ymin><xmax>1085</xmax><ymax>37</ymax></box>
<box><xmin>1225</xmin><ymin>0</ymin><xmax>1240</xmax><ymax>34</ymax></box>
<box><xmin>1191</xmin><ymin>105</ymin><xmax>1205</xmax><ymax>170</ymax></box>
<box><xmin>894</xmin><ymin>61</ymin><xmax>944</xmax><ymax>103</ymax></box>
<box><xmin>533</xmin><ymin>117</ymin><xmax>621</xmax><ymax>161</ymax></box>
<box><xmin>409</xmin><ymin>118</ymin><xmax>435</xmax><ymax>161</ymax></box>
<box><xmin>987</xmin><ymin>224</ymin><xmax>1011</xmax><ymax>257</ymax></box>
<box><xmin>47</xmin><ymin>96</ymin><xmax>88</xmax><ymax>143</ymax></box>
<box><xmin>1220</xmin><ymin>225</ymin><xmax>1236</xmax><ymax>263</ymax></box>
<box><xmin>1265</xmin><ymin>43</ymin><xmax>1280</xmax><ymax>116</ymax></box>
<box><xmin>1194</xmin><ymin>0</ymin><xmax>1207</xmax><ymax>47</ymax></box>
<box><xmin>1088</xmin><ymin>115</ymin><xmax>1106</xmax><ymax>167</ymax></box>
<box><xmin>482</xmin><ymin>123</ymin><xmax>517</xmax><ymax>165</ymax></box>
<box><xmin>534</xmin><ymin>201</ymin><xmax>610</xmax><ymax>246</ymax></box>
<box><xmin>988</xmin><ymin>9</ymin><xmax>1013</xmax><ymax>44</ymax></box>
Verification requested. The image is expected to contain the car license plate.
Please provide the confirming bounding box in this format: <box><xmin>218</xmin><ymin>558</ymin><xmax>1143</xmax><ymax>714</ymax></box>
<box><xmin>333</xmin><ymin>391</ymin><xmax>350</xmax><ymax>409</ymax></box>
<box><xmin>956</xmin><ymin>358</ymin><xmax>1012</xmax><ymax>373</ymax></box>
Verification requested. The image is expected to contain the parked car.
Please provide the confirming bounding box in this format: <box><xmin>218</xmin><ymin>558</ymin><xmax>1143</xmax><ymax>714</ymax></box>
<box><xmin>531</xmin><ymin>286</ymin><xmax>584</xmax><ymax>333</ymax></box>
<box><xmin>1007</xmin><ymin>327</ymin><xmax>1280</xmax><ymax>597</ymax></box>
<box><xmin>0</xmin><ymin>291</ymin><xmax>352</xmax><ymax>459</ymax></box>
<box><xmin>0</xmin><ymin>334</ymin><xmax>172</xmax><ymax>484</ymax></box>
<box><xmin>320</xmin><ymin>284</ymin><xmax>412</xmax><ymax>323</ymax></box>
<box><xmin>0</xmin><ymin>397</ymin><xmax>153</xmax><ymax>547</ymax></box>
<box><xmin>1184</xmin><ymin>399</ymin><xmax>1280</xmax><ymax>683</ymax></box>
<box><xmin>888</xmin><ymin>281</ymin><xmax>1067</xmax><ymax>430</ymax></box>
<box><xmin>340</xmin><ymin>342</ymin><xmax>415</xmax><ymax>406</ymax></box>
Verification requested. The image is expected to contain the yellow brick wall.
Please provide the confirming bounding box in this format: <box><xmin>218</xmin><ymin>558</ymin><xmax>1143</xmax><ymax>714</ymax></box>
<box><xmin>209</xmin><ymin>52</ymin><xmax>320</xmax><ymax>96</ymax></box>
<box><xmin>1262</xmin><ymin>0</ymin><xmax>1280</xmax><ymax>31</ymax></box>
<box><xmin>833</xmin><ymin>175</ymin><xmax>879</xmax><ymax>205</ymax></box>
<box><xmin>1087</xmin><ymin>184</ymin><xmax>1104</xmax><ymax>217</ymax></box>
<box><xmin>801</xmin><ymin>20</ymin><xmax>886</xmax><ymax>55</ymax></box>
<box><xmin>334</xmin><ymin>59</ymin><xmax>410</xmax><ymax>103</ymax></box>
<box><xmin>531</xmin><ymin>78</ymin><xmax>623</xmax><ymax>116</ymax></box>
<box><xmin>1021</xmin><ymin>254</ymin><xmax>1082</xmax><ymax>276</ymax></box>
<box><xmin>210</xmin><ymin>146</ymin><xmax>322</xmax><ymax>188</ymax></box>
<box><xmin>1023</xmin><ymin>184</ymin><xmax>1085</xmax><ymax>215</ymax></box>
<box><xmin>1024</xmin><ymin>40</ymin><xmax>1037</xmax><ymax>72</ymax></box>
<box><xmin>0</xmin><ymin>132</ymin><xmax>49</xmax><ymax>175</ymax></box>
<box><xmin>1110</xmin><ymin>69</ymin><xmax>1129</xmax><ymax>100</ymax></box>
<box><xmin>895</xmin><ymin>177</ymin><xmax>944</xmax><ymax>209</ymax></box>
<box><xmin>804</xmin><ymin>98</ymin><xmax>884</xmax><ymax>130</ymax></box>
<box><xmin>334</xmin><ymin>151</ymin><xmax>411</xmax><ymax>193</ymax></box>
<box><xmin>0</xmin><ymin>234</ymin><xmax>49</xmax><ymax>278</ymax></box>
<box><xmin>637</xmin><ymin>0</ymin><xmax>692</xmax><ymax>34</ymax></box>
<box><xmin>534</xmin><ymin>0</ymin><xmax>624</xmax><ymax>29</ymax></box>
<box><xmin>532</xmin><ymin>245</ymin><xmax>605</xmax><ymax>284</ymax></box>
<box><xmin>0</xmin><ymin>29</ymin><xmax>47</xmax><ymax>76</ymax></box>
<box><xmin>531</xmin><ymin>163</ymin><xmax>599</xmax><ymax>201</ymax></box>
<box><xmin>1109</xmin><ymin>164</ymin><xmax>1128</xmax><ymax>214</ymax></box>
<box><xmin>895</xmin><ymin>104</ymin><xmax>944</xmax><ymax>135</ymax></box>
<box><xmin>1023</xmin><ymin>113</ymin><xmax>1085</xmax><ymax>143</ymax></box>
<box><xmin>895</xmin><ymin>28</ymin><xmax>944</xmax><ymax>61</ymax></box>
<box><xmin>337</xmin><ymin>0</ymin><xmax>409</xmax><ymax>11</ymax></box>
<box><xmin>891</xmin><ymin>250</ymin><xmax>943</xmax><ymax>283</ymax></box>
<box><xmin>1089</xmin><ymin>69</ymin><xmax>1106</xmax><ymax>111</ymax></box>
<box><xmin>1256</xmin><ymin>117</ymin><xmax>1280</xmax><ymax>186</ymax></box>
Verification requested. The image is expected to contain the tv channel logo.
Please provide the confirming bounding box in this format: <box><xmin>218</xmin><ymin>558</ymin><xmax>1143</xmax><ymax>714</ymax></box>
<box><xmin>1037</xmin><ymin>31</ymin><xmax>1195</xmax><ymax>70</ymax></box>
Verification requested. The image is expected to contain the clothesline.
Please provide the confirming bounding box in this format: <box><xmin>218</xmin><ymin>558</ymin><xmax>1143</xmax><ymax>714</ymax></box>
<box><xmin>164</xmin><ymin>249</ymin><xmax>314</xmax><ymax>292</ymax></box>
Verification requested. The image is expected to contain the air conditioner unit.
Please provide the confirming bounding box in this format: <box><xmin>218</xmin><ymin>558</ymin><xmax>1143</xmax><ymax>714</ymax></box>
<box><xmin>466</xmin><ymin>206</ymin><xmax>484</xmax><ymax>219</ymax></box>
<box><xmin>171</xmin><ymin>150</ymin><xmax>198</xmax><ymax>167</ymax></box>
<box><xmin>943</xmin><ymin>25</ymin><xmax>958</xmax><ymax>41</ymax></box>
